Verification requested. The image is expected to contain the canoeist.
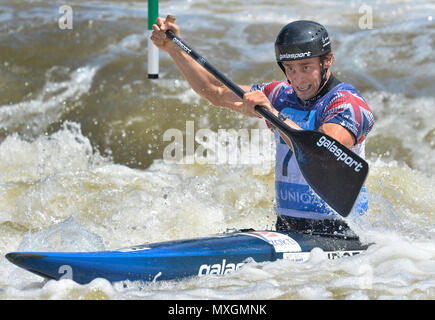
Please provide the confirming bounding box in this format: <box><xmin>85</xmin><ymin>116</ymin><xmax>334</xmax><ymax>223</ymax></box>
<box><xmin>151</xmin><ymin>17</ymin><xmax>375</xmax><ymax>236</ymax></box>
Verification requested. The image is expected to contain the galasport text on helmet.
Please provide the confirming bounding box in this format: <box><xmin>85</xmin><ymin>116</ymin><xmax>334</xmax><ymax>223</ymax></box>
<box><xmin>275</xmin><ymin>20</ymin><xmax>331</xmax><ymax>75</ymax></box>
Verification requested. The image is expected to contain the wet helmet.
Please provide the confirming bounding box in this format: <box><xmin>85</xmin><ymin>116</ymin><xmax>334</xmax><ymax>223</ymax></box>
<box><xmin>275</xmin><ymin>20</ymin><xmax>332</xmax><ymax>80</ymax></box>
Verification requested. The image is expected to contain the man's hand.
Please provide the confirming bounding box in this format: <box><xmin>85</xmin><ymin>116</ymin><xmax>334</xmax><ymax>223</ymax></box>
<box><xmin>150</xmin><ymin>16</ymin><xmax>181</xmax><ymax>53</ymax></box>
<box><xmin>232</xmin><ymin>90</ymin><xmax>275</xmax><ymax>118</ymax></box>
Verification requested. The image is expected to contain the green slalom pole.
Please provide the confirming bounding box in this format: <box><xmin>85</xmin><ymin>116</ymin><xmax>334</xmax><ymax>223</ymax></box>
<box><xmin>147</xmin><ymin>0</ymin><xmax>159</xmax><ymax>79</ymax></box>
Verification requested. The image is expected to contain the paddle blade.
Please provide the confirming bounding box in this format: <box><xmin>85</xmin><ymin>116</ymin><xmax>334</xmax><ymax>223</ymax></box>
<box><xmin>290</xmin><ymin>129</ymin><xmax>368</xmax><ymax>217</ymax></box>
<box><xmin>255</xmin><ymin>106</ymin><xmax>368</xmax><ymax>217</ymax></box>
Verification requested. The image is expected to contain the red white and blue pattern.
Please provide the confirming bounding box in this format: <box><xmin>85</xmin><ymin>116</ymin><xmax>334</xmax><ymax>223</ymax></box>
<box><xmin>251</xmin><ymin>80</ymin><xmax>375</xmax><ymax>219</ymax></box>
<box><xmin>252</xmin><ymin>81</ymin><xmax>374</xmax><ymax>145</ymax></box>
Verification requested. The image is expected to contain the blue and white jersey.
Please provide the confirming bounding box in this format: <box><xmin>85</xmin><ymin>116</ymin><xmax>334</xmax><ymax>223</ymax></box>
<box><xmin>251</xmin><ymin>79</ymin><xmax>375</xmax><ymax>220</ymax></box>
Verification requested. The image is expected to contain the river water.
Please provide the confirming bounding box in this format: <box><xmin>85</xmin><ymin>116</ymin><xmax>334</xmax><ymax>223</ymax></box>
<box><xmin>0</xmin><ymin>0</ymin><xmax>435</xmax><ymax>300</ymax></box>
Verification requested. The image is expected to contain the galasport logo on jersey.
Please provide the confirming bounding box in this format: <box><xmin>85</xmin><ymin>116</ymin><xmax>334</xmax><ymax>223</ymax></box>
<box><xmin>327</xmin><ymin>250</ymin><xmax>363</xmax><ymax>260</ymax></box>
<box><xmin>316</xmin><ymin>135</ymin><xmax>364</xmax><ymax>172</ymax></box>
<box><xmin>280</xmin><ymin>51</ymin><xmax>311</xmax><ymax>60</ymax></box>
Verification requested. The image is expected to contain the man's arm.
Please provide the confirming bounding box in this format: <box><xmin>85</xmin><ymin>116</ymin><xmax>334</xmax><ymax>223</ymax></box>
<box><xmin>151</xmin><ymin>17</ymin><xmax>256</xmax><ymax>117</ymax></box>
<box><xmin>237</xmin><ymin>91</ymin><xmax>358</xmax><ymax>151</ymax></box>
<box><xmin>151</xmin><ymin>17</ymin><xmax>356</xmax><ymax>152</ymax></box>
<box><xmin>319</xmin><ymin>123</ymin><xmax>355</xmax><ymax>149</ymax></box>
<box><xmin>318</xmin><ymin>90</ymin><xmax>374</xmax><ymax>150</ymax></box>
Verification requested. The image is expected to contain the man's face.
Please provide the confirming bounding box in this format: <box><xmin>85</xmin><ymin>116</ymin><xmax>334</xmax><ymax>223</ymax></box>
<box><xmin>282</xmin><ymin>57</ymin><xmax>325</xmax><ymax>101</ymax></box>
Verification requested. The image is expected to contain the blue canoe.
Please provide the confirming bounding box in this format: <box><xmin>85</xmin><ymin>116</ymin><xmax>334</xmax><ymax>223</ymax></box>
<box><xmin>6</xmin><ymin>230</ymin><xmax>368</xmax><ymax>284</ymax></box>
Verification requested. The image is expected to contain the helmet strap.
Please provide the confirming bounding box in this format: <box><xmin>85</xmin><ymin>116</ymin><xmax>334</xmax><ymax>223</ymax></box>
<box><xmin>318</xmin><ymin>58</ymin><xmax>328</xmax><ymax>91</ymax></box>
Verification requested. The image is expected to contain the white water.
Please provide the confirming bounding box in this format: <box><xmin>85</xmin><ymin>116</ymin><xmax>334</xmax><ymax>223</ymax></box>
<box><xmin>1</xmin><ymin>122</ymin><xmax>435</xmax><ymax>300</ymax></box>
<box><xmin>0</xmin><ymin>0</ymin><xmax>434</xmax><ymax>300</ymax></box>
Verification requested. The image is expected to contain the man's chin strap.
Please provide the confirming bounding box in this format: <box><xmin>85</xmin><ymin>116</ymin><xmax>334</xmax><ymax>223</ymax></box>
<box><xmin>317</xmin><ymin>59</ymin><xmax>328</xmax><ymax>95</ymax></box>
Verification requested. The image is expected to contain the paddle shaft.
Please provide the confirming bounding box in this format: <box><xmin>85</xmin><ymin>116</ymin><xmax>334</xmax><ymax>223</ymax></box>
<box><xmin>163</xmin><ymin>15</ymin><xmax>297</xmax><ymax>132</ymax></box>
<box><xmin>166</xmin><ymin>30</ymin><xmax>299</xmax><ymax>133</ymax></box>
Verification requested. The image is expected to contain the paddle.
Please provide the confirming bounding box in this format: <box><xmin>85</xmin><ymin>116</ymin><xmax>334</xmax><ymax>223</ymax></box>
<box><xmin>162</xmin><ymin>15</ymin><xmax>369</xmax><ymax>217</ymax></box>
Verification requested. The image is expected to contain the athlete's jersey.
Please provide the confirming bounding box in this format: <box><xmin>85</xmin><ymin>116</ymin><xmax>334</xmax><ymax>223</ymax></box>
<box><xmin>251</xmin><ymin>76</ymin><xmax>375</xmax><ymax>220</ymax></box>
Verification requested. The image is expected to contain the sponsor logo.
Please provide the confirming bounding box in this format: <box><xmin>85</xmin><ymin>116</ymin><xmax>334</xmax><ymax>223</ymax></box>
<box><xmin>283</xmin><ymin>252</ymin><xmax>311</xmax><ymax>262</ymax></box>
<box><xmin>321</xmin><ymin>36</ymin><xmax>330</xmax><ymax>47</ymax></box>
<box><xmin>172</xmin><ymin>37</ymin><xmax>191</xmax><ymax>54</ymax></box>
<box><xmin>316</xmin><ymin>135</ymin><xmax>364</xmax><ymax>172</ymax></box>
<box><xmin>327</xmin><ymin>250</ymin><xmax>363</xmax><ymax>259</ymax></box>
<box><xmin>283</xmin><ymin>250</ymin><xmax>363</xmax><ymax>261</ymax></box>
<box><xmin>245</xmin><ymin>231</ymin><xmax>301</xmax><ymax>253</ymax></box>
<box><xmin>280</xmin><ymin>51</ymin><xmax>311</xmax><ymax>60</ymax></box>
<box><xmin>279</xmin><ymin>189</ymin><xmax>324</xmax><ymax>206</ymax></box>
<box><xmin>198</xmin><ymin>259</ymin><xmax>244</xmax><ymax>276</ymax></box>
